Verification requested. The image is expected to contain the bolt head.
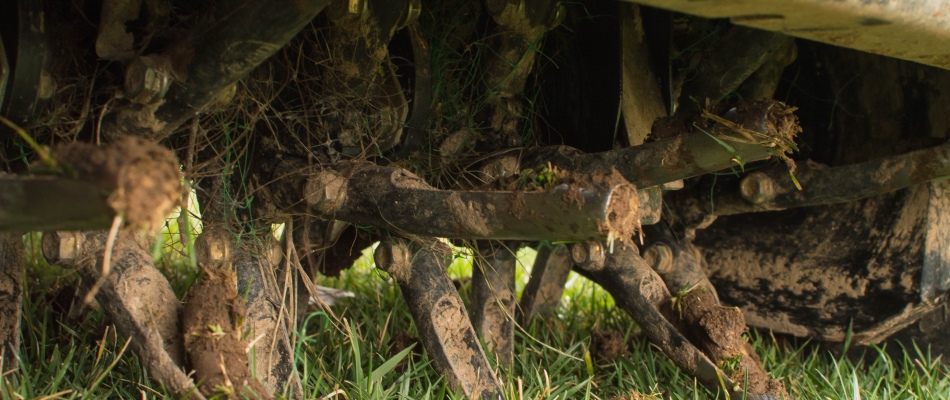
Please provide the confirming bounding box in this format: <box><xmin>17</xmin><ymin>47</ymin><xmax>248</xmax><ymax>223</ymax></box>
<box><xmin>739</xmin><ymin>172</ymin><xmax>775</xmax><ymax>205</ymax></box>
<box><xmin>571</xmin><ymin>240</ymin><xmax>606</xmax><ymax>271</ymax></box>
<box><xmin>643</xmin><ymin>243</ymin><xmax>673</xmax><ymax>274</ymax></box>
<box><xmin>124</xmin><ymin>56</ymin><xmax>170</xmax><ymax>105</ymax></box>
<box><xmin>42</xmin><ymin>231</ymin><xmax>80</xmax><ymax>266</ymax></box>
<box><xmin>305</xmin><ymin>171</ymin><xmax>347</xmax><ymax>214</ymax></box>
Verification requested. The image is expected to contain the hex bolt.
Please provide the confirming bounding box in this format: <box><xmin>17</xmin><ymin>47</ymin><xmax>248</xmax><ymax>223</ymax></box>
<box><xmin>195</xmin><ymin>230</ymin><xmax>231</xmax><ymax>267</ymax></box>
<box><xmin>124</xmin><ymin>55</ymin><xmax>171</xmax><ymax>105</ymax></box>
<box><xmin>42</xmin><ymin>231</ymin><xmax>82</xmax><ymax>266</ymax></box>
<box><xmin>661</xmin><ymin>179</ymin><xmax>685</xmax><ymax>191</ymax></box>
<box><xmin>266</xmin><ymin>237</ymin><xmax>283</xmax><ymax>267</ymax></box>
<box><xmin>374</xmin><ymin>241</ymin><xmax>412</xmax><ymax>281</ymax></box>
<box><xmin>570</xmin><ymin>240</ymin><xmax>605</xmax><ymax>271</ymax></box>
<box><xmin>642</xmin><ymin>243</ymin><xmax>674</xmax><ymax>274</ymax></box>
<box><xmin>305</xmin><ymin>170</ymin><xmax>348</xmax><ymax>214</ymax></box>
<box><xmin>739</xmin><ymin>171</ymin><xmax>776</xmax><ymax>205</ymax></box>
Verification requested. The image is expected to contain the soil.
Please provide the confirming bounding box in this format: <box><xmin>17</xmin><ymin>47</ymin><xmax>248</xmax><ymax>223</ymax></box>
<box><xmin>53</xmin><ymin>136</ymin><xmax>181</xmax><ymax>231</ymax></box>
<box><xmin>670</xmin><ymin>289</ymin><xmax>787</xmax><ymax>398</ymax></box>
<box><xmin>182</xmin><ymin>268</ymin><xmax>270</xmax><ymax>399</ymax></box>
<box><xmin>590</xmin><ymin>329</ymin><xmax>627</xmax><ymax>362</ymax></box>
<box><xmin>547</xmin><ymin>167</ymin><xmax>641</xmax><ymax>244</ymax></box>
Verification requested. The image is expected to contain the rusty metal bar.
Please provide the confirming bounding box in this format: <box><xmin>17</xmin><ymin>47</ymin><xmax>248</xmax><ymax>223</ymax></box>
<box><xmin>641</xmin><ymin>223</ymin><xmax>719</xmax><ymax>303</ymax></box>
<box><xmin>42</xmin><ymin>231</ymin><xmax>202</xmax><ymax>400</ymax></box>
<box><xmin>627</xmin><ymin>0</ymin><xmax>950</xmax><ymax>71</ymax></box>
<box><xmin>702</xmin><ymin>140</ymin><xmax>950</xmax><ymax>216</ymax></box>
<box><xmin>0</xmin><ymin>176</ymin><xmax>113</xmax><ymax>231</ymax></box>
<box><xmin>109</xmin><ymin>0</ymin><xmax>329</xmax><ymax>140</ymax></box>
<box><xmin>265</xmin><ymin>162</ymin><xmax>640</xmax><ymax>241</ymax></box>
<box><xmin>375</xmin><ymin>239</ymin><xmax>504</xmax><ymax>400</ymax></box>
<box><xmin>470</xmin><ymin>242</ymin><xmax>518</xmax><ymax>367</ymax></box>
<box><xmin>526</xmin><ymin>100</ymin><xmax>800</xmax><ymax>188</ymax></box>
<box><xmin>517</xmin><ymin>243</ymin><xmax>572</xmax><ymax>324</ymax></box>
<box><xmin>532</xmin><ymin>131</ymin><xmax>782</xmax><ymax>188</ymax></box>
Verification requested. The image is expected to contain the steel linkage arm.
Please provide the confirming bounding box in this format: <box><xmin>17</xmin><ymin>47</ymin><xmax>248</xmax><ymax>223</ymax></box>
<box><xmin>108</xmin><ymin>0</ymin><xmax>330</xmax><ymax>140</ymax></box>
<box><xmin>262</xmin><ymin>161</ymin><xmax>641</xmax><ymax>242</ymax></box>
<box><xmin>525</xmin><ymin>99</ymin><xmax>801</xmax><ymax>188</ymax></box>
<box><xmin>682</xmin><ymin>139</ymin><xmax>950</xmax><ymax>216</ymax></box>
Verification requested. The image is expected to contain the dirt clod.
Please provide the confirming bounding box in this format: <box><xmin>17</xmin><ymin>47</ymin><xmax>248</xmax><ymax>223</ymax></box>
<box><xmin>670</xmin><ymin>289</ymin><xmax>787</xmax><ymax>398</ymax></box>
<box><xmin>183</xmin><ymin>268</ymin><xmax>270</xmax><ymax>399</ymax></box>
<box><xmin>53</xmin><ymin>137</ymin><xmax>181</xmax><ymax>231</ymax></box>
<box><xmin>590</xmin><ymin>329</ymin><xmax>627</xmax><ymax>362</ymax></box>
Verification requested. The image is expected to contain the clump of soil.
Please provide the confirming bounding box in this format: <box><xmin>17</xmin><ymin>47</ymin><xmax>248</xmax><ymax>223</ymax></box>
<box><xmin>53</xmin><ymin>136</ymin><xmax>181</xmax><ymax>231</ymax></box>
<box><xmin>182</xmin><ymin>268</ymin><xmax>270</xmax><ymax>399</ymax></box>
<box><xmin>668</xmin><ymin>289</ymin><xmax>787</xmax><ymax>398</ymax></box>
<box><xmin>501</xmin><ymin>165</ymin><xmax>640</xmax><ymax>244</ymax></box>
<box><xmin>590</xmin><ymin>329</ymin><xmax>627</xmax><ymax>362</ymax></box>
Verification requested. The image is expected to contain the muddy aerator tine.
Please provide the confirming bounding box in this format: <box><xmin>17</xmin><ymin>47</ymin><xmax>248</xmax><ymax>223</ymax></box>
<box><xmin>43</xmin><ymin>231</ymin><xmax>204</xmax><ymax>400</ymax></box>
<box><xmin>0</xmin><ymin>233</ymin><xmax>24</xmax><ymax>368</ymax></box>
<box><xmin>572</xmin><ymin>243</ymin><xmax>744</xmax><ymax>398</ymax></box>
<box><xmin>376</xmin><ymin>239</ymin><xmax>504</xmax><ymax>400</ymax></box>
<box><xmin>234</xmin><ymin>248</ymin><xmax>302</xmax><ymax>398</ymax></box>
<box><xmin>517</xmin><ymin>243</ymin><xmax>572</xmax><ymax>324</ymax></box>
<box><xmin>196</xmin><ymin>227</ymin><xmax>303</xmax><ymax>398</ymax></box>
<box><xmin>470</xmin><ymin>241</ymin><xmax>518</xmax><ymax>367</ymax></box>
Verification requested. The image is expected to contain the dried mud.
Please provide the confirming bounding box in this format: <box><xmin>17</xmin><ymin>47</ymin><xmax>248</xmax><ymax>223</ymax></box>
<box><xmin>696</xmin><ymin>186</ymin><xmax>926</xmax><ymax>340</ymax></box>
<box><xmin>445</xmin><ymin>192</ymin><xmax>492</xmax><ymax>237</ymax></box>
<box><xmin>430</xmin><ymin>294</ymin><xmax>498</xmax><ymax>394</ymax></box>
<box><xmin>590</xmin><ymin>329</ymin><xmax>627</xmax><ymax>362</ymax></box>
<box><xmin>671</xmin><ymin>289</ymin><xmax>787</xmax><ymax>398</ymax></box>
<box><xmin>183</xmin><ymin>269</ymin><xmax>269</xmax><ymax>399</ymax></box>
<box><xmin>0</xmin><ymin>233</ymin><xmax>23</xmax><ymax>366</ymax></box>
<box><xmin>53</xmin><ymin>137</ymin><xmax>181</xmax><ymax>231</ymax></box>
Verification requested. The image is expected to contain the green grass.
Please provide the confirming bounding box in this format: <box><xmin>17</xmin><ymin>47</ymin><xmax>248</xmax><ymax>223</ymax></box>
<box><xmin>4</xmin><ymin>241</ymin><xmax>949</xmax><ymax>399</ymax></box>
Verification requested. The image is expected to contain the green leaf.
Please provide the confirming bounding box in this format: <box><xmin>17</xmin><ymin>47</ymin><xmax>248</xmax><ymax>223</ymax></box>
<box><xmin>790</xmin><ymin>171</ymin><xmax>803</xmax><ymax>191</ymax></box>
<box><xmin>371</xmin><ymin>343</ymin><xmax>415</xmax><ymax>382</ymax></box>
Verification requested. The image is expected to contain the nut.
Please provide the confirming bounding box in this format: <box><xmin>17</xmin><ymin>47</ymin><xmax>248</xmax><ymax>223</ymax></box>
<box><xmin>739</xmin><ymin>172</ymin><xmax>775</xmax><ymax>205</ymax></box>
<box><xmin>642</xmin><ymin>243</ymin><xmax>673</xmax><ymax>274</ymax></box>
<box><xmin>124</xmin><ymin>55</ymin><xmax>171</xmax><ymax>105</ymax></box>
<box><xmin>266</xmin><ymin>237</ymin><xmax>283</xmax><ymax>266</ymax></box>
<box><xmin>570</xmin><ymin>240</ymin><xmax>605</xmax><ymax>271</ymax></box>
<box><xmin>374</xmin><ymin>241</ymin><xmax>412</xmax><ymax>281</ymax></box>
<box><xmin>305</xmin><ymin>170</ymin><xmax>348</xmax><ymax>214</ymax></box>
<box><xmin>42</xmin><ymin>231</ymin><xmax>82</xmax><ymax>266</ymax></box>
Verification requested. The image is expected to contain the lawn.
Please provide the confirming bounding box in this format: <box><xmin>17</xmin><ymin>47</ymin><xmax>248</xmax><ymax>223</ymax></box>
<box><xmin>3</xmin><ymin>236</ymin><xmax>949</xmax><ymax>400</ymax></box>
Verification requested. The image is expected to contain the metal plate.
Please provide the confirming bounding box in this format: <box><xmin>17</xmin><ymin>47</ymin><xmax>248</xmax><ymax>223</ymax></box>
<box><xmin>627</xmin><ymin>0</ymin><xmax>950</xmax><ymax>71</ymax></box>
<box><xmin>0</xmin><ymin>0</ymin><xmax>47</xmax><ymax>123</ymax></box>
